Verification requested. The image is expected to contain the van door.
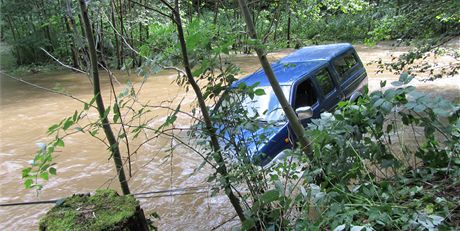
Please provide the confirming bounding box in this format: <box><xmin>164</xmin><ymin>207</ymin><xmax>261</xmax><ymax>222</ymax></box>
<box><xmin>313</xmin><ymin>66</ymin><xmax>340</xmax><ymax>112</ymax></box>
<box><xmin>293</xmin><ymin>77</ymin><xmax>320</xmax><ymax>125</ymax></box>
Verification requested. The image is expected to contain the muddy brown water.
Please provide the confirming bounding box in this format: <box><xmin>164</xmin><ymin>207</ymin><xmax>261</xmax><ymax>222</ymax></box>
<box><xmin>1</xmin><ymin>43</ymin><xmax>459</xmax><ymax>230</ymax></box>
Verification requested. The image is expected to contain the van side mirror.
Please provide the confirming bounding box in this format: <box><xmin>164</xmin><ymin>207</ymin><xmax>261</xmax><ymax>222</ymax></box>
<box><xmin>295</xmin><ymin>106</ymin><xmax>313</xmax><ymax>120</ymax></box>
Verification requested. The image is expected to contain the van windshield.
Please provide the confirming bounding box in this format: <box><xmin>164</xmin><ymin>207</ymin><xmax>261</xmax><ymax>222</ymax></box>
<box><xmin>220</xmin><ymin>85</ymin><xmax>291</xmax><ymax>123</ymax></box>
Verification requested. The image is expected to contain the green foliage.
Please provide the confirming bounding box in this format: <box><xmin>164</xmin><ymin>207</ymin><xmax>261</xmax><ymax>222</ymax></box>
<box><xmin>22</xmin><ymin>142</ymin><xmax>58</xmax><ymax>190</ymax></box>
<box><xmin>205</xmin><ymin>70</ymin><xmax>459</xmax><ymax>230</ymax></box>
<box><xmin>1</xmin><ymin>0</ymin><xmax>458</xmax><ymax>69</ymax></box>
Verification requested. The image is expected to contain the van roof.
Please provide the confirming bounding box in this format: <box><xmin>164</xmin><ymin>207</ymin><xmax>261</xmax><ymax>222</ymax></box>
<box><xmin>232</xmin><ymin>43</ymin><xmax>353</xmax><ymax>87</ymax></box>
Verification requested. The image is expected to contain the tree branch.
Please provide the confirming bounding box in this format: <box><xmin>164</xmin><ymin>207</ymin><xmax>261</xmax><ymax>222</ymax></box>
<box><xmin>129</xmin><ymin>0</ymin><xmax>176</xmax><ymax>23</ymax></box>
<box><xmin>0</xmin><ymin>71</ymin><xmax>93</xmax><ymax>107</ymax></box>
<box><xmin>40</xmin><ymin>48</ymin><xmax>87</xmax><ymax>75</ymax></box>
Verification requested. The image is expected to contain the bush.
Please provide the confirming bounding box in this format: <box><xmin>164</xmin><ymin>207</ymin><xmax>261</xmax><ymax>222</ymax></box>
<box><xmin>208</xmin><ymin>74</ymin><xmax>459</xmax><ymax>230</ymax></box>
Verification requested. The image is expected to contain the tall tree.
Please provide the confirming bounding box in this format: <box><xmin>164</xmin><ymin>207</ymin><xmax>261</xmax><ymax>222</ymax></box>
<box><xmin>78</xmin><ymin>0</ymin><xmax>131</xmax><ymax>195</ymax></box>
<box><xmin>158</xmin><ymin>0</ymin><xmax>247</xmax><ymax>222</ymax></box>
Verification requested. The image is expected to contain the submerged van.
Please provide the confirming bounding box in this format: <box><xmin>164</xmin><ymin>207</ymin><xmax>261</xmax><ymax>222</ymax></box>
<box><xmin>216</xmin><ymin>43</ymin><xmax>368</xmax><ymax>166</ymax></box>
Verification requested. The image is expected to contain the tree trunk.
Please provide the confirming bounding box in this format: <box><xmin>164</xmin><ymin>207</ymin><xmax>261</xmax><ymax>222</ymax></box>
<box><xmin>138</xmin><ymin>0</ymin><xmax>144</xmax><ymax>67</ymax></box>
<box><xmin>6</xmin><ymin>15</ymin><xmax>22</xmax><ymax>65</ymax></box>
<box><xmin>65</xmin><ymin>0</ymin><xmax>86</xmax><ymax>69</ymax></box>
<box><xmin>166</xmin><ymin>0</ymin><xmax>247</xmax><ymax>223</ymax></box>
<box><xmin>36</xmin><ymin>0</ymin><xmax>54</xmax><ymax>52</ymax></box>
<box><xmin>286</xmin><ymin>3</ymin><xmax>291</xmax><ymax>48</ymax></box>
<box><xmin>64</xmin><ymin>15</ymin><xmax>81</xmax><ymax>70</ymax></box>
<box><xmin>127</xmin><ymin>1</ymin><xmax>137</xmax><ymax>68</ymax></box>
<box><xmin>118</xmin><ymin>0</ymin><xmax>125</xmax><ymax>68</ymax></box>
<box><xmin>78</xmin><ymin>0</ymin><xmax>131</xmax><ymax>195</ymax></box>
<box><xmin>111</xmin><ymin>0</ymin><xmax>122</xmax><ymax>69</ymax></box>
<box><xmin>237</xmin><ymin>0</ymin><xmax>311</xmax><ymax>153</ymax></box>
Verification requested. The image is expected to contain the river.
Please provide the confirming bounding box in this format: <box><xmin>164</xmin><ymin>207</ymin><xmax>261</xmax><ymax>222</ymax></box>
<box><xmin>1</xmin><ymin>43</ymin><xmax>459</xmax><ymax>230</ymax></box>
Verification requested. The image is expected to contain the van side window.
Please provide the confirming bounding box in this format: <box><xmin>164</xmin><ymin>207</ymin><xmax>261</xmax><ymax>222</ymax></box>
<box><xmin>334</xmin><ymin>53</ymin><xmax>358</xmax><ymax>81</ymax></box>
<box><xmin>315</xmin><ymin>68</ymin><xmax>335</xmax><ymax>96</ymax></box>
<box><xmin>294</xmin><ymin>79</ymin><xmax>317</xmax><ymax>109</ymax></box>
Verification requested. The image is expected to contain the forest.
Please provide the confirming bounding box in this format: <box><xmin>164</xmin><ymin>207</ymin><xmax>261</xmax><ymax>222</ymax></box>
<box><xmin>0</xmin><ymin>0</ymin><xmax>459</xmax><ymax>230</ymax></box>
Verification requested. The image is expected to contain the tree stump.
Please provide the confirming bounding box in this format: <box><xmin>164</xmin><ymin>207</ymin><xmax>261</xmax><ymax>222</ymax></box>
<box><xmin>39</xmin><ymin>189</ymin><xmax>150</xmax><ymax>231</ymax></box>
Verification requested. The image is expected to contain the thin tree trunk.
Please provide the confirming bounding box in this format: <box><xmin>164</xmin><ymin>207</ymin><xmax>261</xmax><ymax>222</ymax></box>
<box><xmin>117</xmin><ymin>0</ymin><xmax>125</xmax><ymax>68</ymax></box>
<box><xmin>78</xmin><ymin>13</ymin><xmax>86</xmax><ymax>37</ymax></box>
<box><xmin>36</xmin><ymin>0</ymin><xmax>54</xmax><ymax>52</ymax></box>
<box><xmin>111</xmin><ymin>0</ymin><xmax>122</xmax><ymax>69</ymax></box>
<box><xmin>127</xmin><ymin>1</ymin><xmax>137</xmax><ymax>68</ymax></box>
<box><xmin>213</xmin><ymin>0</ymin><xmax>218</xmax><ymax>24</ymax></box>
<box><xmin>6</xmin><ymin>15</ymin><xmax>22</xmax><ymax>65</ymax></box>
<box><xmin>65</xmin><ymin>0</ymin><xmax>87</xmax><ymax>69</ymax></box>
<box><xmin>78</xmin><ymin>0</ymin><xmax>131</xmax><ymax>195</ymax></box>
<box><xmin>165</xmin><ymin>0</ymin><xmax>247</xmax><ymax>223</ymax></box>
<box><xmin>273</xmin><ymin>14</ymin><xmax>279</xmax><ymax>41</ymax></box>
<box><xmin>99</xmin><ymin>18</ymin><xmax>106</xmax><ymax>67</ymax></box>
<box><xmin>65</xmin><ymin>15</ymin><xmax>80</xmax><ymax>69</ymax></box>
<box><xmin>286</xmin><ymin>3</ymin><xmax>291</xmax><ymax>48</ymax></box>
<box><xmin>237</xmin><ymin>0</ymin><xmax>311</xmax><ymax>153</ymax></box>
<box><xmin>0</xmin><ymin>0</ymin><xmax>4</xmax><ymax>42</ymax></box>
<box><xmin>137</xmin><ymin>1</ymin><xmax>142</xmax><ymax>66</ymax></box>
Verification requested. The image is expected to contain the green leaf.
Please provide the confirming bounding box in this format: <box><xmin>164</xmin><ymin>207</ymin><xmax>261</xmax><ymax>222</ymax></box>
<box><xmin>47</xmin><ymin>124</ymin><xmax>60</xmax><ymax>134</ymax></box>
<box><xmin>113</xmin><ymin>114</ymin><xmax>120</xmax><ymax>123</ymax></box>
<box><xmin>90</xmin><ymin>129</ymin><xmax>98</xmax><ymax>136</ymax></box>
<box><xmin>113</xmin><ymin>103</ymin><xmax>119</xmax><ymax>113</ymax></box>
<box><xmin>22</xmin><ymin>168</ymin><xmax>32</xmax><ymax>178</ymax></box>
<box><xmin>49</xmin><ymin>167</ymin><xmax>57</xmax><ymax>175</ymax></box>
<box><xmin>373</xmin><ymin>98</ymin><xmax>385</xmax><ymax>107</ymax></box>
<box><xmin>399</xmin><ymin>72</ymin><xmax>413</xmax><ymax>84</ymax></box>
<box><xmin>72</xmin><ymin>110</ymin><xmax>78</xmax><ymax>122</ymax></box>
<box><xmin>24</xmin><ymin>178</ymin><xmax>33</xmax><ymax>188</ymax></box>
<box><xmin>413</xmin><ymin>104</ymin><xmax>426</xmax><ymax>112</ymax></box>
<box><xmin>260</xmin><ymin>189</ymin><xmax>279</xmax><ymax>203</ymax></box>
<box><xmin>333</xmin><ymin>224</ymin><xmax>346</xmax><ymax>231</ymax></box>
<box><xmin>55</xmin><ymin>138</ymin><xmax>64</xmax><ymax>147</ymax></box>
<box><xmin>89</xmin><ymin>95</ymin><xmax>97</xmax><ymax>107</ymax></box>
<box><xmin>63</xmin><ymin>118</ymin><xmax>74</xmax><ymax>130</ymax></box>
<box><xmin>350</xmin><ymin>225</ymin><xmax>366</xmax><ymax>231</ymax></box>
<box><xmin>254</xmin><ymin>88</ymin><xmax>266</xmax><ymax>96</ymax></box>
<box><xmin>241</xmin><ymin>218</ymin><xmax>255</xmax><ymax>230</ymax></box>
<box><xmin>103</xmin><ymin>106</ymin><xmax>111</xmax><ymax>119</ymax></box>
<box><xmin>40</xmin><ymin>172</ymin><xmax>49</xmax><ymax>181</ymax></box>
<box><xmin>381</xmin><ymin>101</ymin><xmax>393</xmax><ymax>112</ymax></box>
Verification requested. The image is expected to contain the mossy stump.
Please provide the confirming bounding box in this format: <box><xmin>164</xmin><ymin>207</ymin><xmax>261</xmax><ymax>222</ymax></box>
<box><xmin>39</xmin><ymin>189</ymin><xmax>149</xmax><ymax>231</ymax></box>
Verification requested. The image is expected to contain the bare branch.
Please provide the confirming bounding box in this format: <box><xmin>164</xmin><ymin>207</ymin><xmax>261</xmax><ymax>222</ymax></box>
<box><xmin>158</xmin><ymin>0</ymin><xmax>177</xmax><ymax>14</ymax></box>
<box><xmin>129</xmin><ymin>0</ymin><xmax>176</xmax><ymax>22</ymax></box>
<box><xmin>39</xmin><ymin>48</ymin><xmax>87</xmax><ymax>75</ymax></box>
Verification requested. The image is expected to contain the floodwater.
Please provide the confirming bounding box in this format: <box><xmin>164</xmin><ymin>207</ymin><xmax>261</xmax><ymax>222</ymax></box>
<box><xmin>1</xmin><ymin>43</ymin><xmax>459</xmax><ymax>230</ymax></box>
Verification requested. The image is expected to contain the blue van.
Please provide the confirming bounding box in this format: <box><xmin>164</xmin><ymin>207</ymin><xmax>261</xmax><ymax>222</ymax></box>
<box><xmin>215</xmin><ymin>43</ymin><xmax>367</xmax><ymax>166</ymax></box>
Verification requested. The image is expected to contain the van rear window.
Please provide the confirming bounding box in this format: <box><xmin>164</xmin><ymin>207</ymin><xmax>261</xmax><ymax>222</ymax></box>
<box><xmin>334</xmin><ymin>53</ymin><xmax>358</xmax><ymax>81</ymax></box>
